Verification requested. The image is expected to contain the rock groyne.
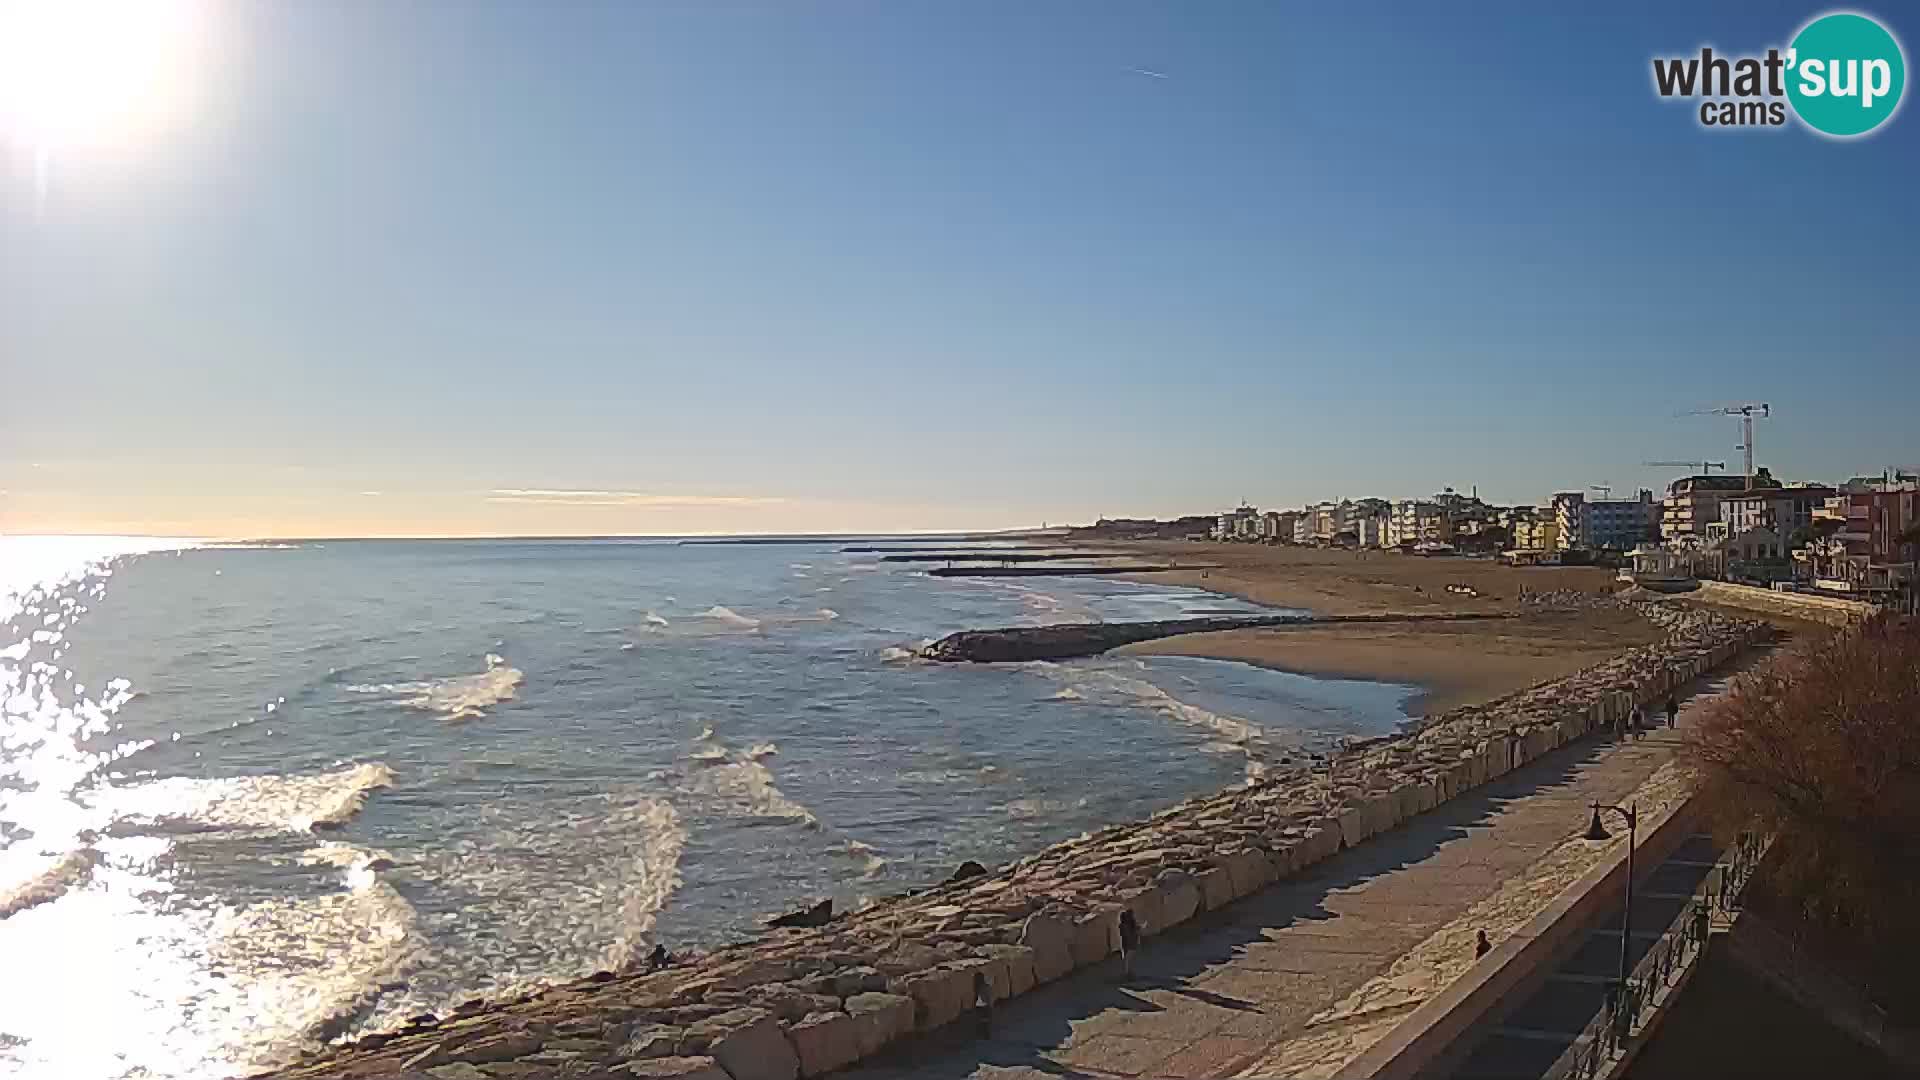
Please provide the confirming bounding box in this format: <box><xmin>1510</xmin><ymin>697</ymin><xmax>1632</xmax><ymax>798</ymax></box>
<box><xmin>919</xmin><ymin>611</ymin><xmax>1514</xmax><ymax>663</ymax></box>
<box><xmin>272</xmin><ymin>602</ymin><xmax>1768</xmax><ymax>1080</ymax></box>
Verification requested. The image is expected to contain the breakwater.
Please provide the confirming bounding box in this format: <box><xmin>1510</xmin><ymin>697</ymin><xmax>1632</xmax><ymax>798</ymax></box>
<box><xmin>270</xmin><ymin>602</ymin><xmax>1769</xmax><ymax>1080</ymax></box>
<box><xmin>919</xmin><ymin>611</ymin><xmax>1513</xmax><ymax>663</ymax></box>
<box><xmin>925</xmin><ymin>563</ymin><xmax>1216</xmax><ymax>579</ymax></box>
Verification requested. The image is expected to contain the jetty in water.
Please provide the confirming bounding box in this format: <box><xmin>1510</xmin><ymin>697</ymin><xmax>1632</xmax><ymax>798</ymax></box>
<box><xmin>919</xmin><ymin>611</ymin><xmax>1514</xmax><ymax>663</ymax></box>
<box><xmin>878</xmin><ymin>551</ymin><xmax>1109</xmax><ymax>564</ymax></box>
<box><xmin>925</xmin><ymin>563</ymin><xmax>1216</xmax><ymax>579</ymax></box>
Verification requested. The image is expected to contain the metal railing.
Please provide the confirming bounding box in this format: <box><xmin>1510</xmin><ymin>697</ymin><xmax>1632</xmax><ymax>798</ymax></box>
<box><xmin>1542</xmin><ymin>831</ymin><xmax>1764</xmax><ymax>1080</ymax></box>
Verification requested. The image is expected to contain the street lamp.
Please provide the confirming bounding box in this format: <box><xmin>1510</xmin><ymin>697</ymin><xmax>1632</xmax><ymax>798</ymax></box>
<box><xmin>1584</xmin><ymin>802</ymin><xmax>1640</xmax><ymax>1024</ymax></box>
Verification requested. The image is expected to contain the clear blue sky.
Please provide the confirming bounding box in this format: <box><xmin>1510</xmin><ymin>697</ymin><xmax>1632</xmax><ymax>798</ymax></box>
<box><xmin>2</xmin><ymin>1</ymin><xmax>1914</xmax><ymax>536</ymax></box>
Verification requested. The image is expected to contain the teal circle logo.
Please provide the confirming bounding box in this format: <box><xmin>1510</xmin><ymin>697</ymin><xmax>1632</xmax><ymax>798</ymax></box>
<box><xmin>1786</xmin><ymin>12</ymin><xmax>1906</xmax><ymax>137</ymax></box>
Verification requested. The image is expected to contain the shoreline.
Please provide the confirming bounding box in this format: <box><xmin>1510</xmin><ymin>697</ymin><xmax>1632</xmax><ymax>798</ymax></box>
<box><xmin>1093</xmin><ymin>542</ymin><xmax>1665</xmax><ymax>716</ymax></box>
<box><xmin>274</xmin><ymin>601</ymin><xmax>1772</xmax><ymax>1080</ymax></box>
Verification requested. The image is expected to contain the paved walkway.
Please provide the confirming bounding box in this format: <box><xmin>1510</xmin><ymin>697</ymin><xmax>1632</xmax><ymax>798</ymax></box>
<box><xmin>844</xmin><ymin>664</ymin><xmax>1757</xmax><ymax>1080</ymax></box>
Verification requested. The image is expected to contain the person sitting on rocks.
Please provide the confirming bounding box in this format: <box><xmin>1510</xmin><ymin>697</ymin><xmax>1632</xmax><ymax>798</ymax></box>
<box><xmin>1476</xmin><ymin>929</ymin><xmax>1492</xmax><ymax>959</ymax></box>
<box><xmin>644</xmin><ymin>944</ymin><xmax>673</xmax><ymax>973</ymax></box>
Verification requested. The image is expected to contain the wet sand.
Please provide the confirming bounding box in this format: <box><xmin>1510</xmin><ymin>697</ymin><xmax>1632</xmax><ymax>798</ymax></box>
<box><xmin>1119</xmin><ymin>609</ymin><xmax>1664</xmax><ymax>716</ymax></box>
<box><xmin>1105</xmin><ymin>542</ymin><xmax>1664</xmax><ymax>715</ymax></box>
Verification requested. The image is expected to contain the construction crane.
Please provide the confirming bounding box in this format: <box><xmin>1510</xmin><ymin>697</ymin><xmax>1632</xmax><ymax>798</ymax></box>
<box><xmin>1644</xmin><ymin>460</ymin><xmax>1727</xmax><ymax>474</ymax></box>
<box><xmin>1677</xmin><ymin>404</ymin><xmax>1770</xmax><ymax>489</ymax></box>
<box><xmin>1589</xmin><ymin>484</ymin><xmax>1613</xmax><ymax>500</ymax></box>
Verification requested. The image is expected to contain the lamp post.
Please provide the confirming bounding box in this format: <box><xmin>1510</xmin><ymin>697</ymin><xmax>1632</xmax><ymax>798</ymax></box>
<box><xmin>1584</xmin><ymin>802</ymin><xmax>1640</xmax><ymax>1026</ymax></box>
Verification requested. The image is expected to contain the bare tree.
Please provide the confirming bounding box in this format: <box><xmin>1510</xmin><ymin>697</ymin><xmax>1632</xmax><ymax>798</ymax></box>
<box><xmin>1687</xmin><ymin>615</ymin><xmax>1920</xmax><ymax>1018</ymax></box>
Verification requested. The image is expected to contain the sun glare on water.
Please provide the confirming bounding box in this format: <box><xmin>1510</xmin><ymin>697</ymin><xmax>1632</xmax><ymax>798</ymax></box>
<box><xmin>0</xmin><ymin>0</ymin><xmax>211</xmax><ymax>193</ymax></box>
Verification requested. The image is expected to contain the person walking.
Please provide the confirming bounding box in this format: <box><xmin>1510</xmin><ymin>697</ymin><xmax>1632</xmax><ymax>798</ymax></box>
<box><xmin>1666</xmin><ymin>693</ymin><xmax>1680</xmax><ymax>728</ymax></box>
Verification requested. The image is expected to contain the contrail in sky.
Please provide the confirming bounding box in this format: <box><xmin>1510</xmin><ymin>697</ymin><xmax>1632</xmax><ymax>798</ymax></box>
<box><xmin>1128</xmin><ymin>67</ymin><xmax>1169</xmax><ymax>79</ymax></box>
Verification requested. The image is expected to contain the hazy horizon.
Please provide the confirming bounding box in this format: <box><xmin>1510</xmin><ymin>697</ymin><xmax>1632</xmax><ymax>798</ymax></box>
<box><xmin>5</xmin><ymin>2</ymin><xmax>1916</xmax><ymax>537</ymax></box>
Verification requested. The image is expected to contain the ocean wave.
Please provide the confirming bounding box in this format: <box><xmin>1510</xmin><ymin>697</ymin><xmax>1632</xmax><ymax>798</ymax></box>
<box><xmin>879</xmin><ymin>638</ymin><xmax>934</xmax><ymax>664</ymax></box>
<box><xmin>681</xmin><ymin>737</ymin><xmax>819</xmax><ymax>827</ymax></box>
<box><xmin>298</xmin><ymin>842</ymin><xmax>398</xmax><ymax>875</ymax></box>
<box><xmin>369</xmin><ymin>790</ymin><xmax>686</xmax><ymax>1025</ymax></box>
<box><xmin>1030</xmin><ymin>662</ymin><xmax>1287</xmax><ymax>783</ymax></box>
<box><xmin>701</xmin><ymin>605</ymin><xmax>762</xmax><ymax>630</ymax></box>
<box><xmin>844</xmin><ymin>839</ymin><xmax>888</xmax><ymax>879</ymax></box>
<box><xmin>0</xmin><ymin>847</ymin><xmax>99</xmax><ymax>920</ymax></box>
<box><xmin>1006</xmin><ymin>796</ymin><xmax>1089</xmax><ymax>820</ymax></box>
<box><xmin>96</xmin><ymin>762</ymin><xmax>397</xmax><ymax>835</ymax></box>
<box><xmin>346</xmin><ymin>654</ymin><xmax>523</xmax><ymax>721</ymax></box>
<box><xmin>201</xmin><ymin>865</ymin><xmax>423</xmax><ymax>1070</ymax></box>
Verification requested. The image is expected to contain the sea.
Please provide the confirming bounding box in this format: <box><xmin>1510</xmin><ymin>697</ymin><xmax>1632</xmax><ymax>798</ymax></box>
<box><xmin>0</xmin><ymin>535</ymin><xmax>1413</xmax><ymax>1079</ymax></box>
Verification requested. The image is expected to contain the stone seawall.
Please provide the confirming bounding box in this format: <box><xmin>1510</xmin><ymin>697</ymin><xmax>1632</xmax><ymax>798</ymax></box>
<box><xmin>1691</xmin><ymin>580</ymin><xmax>1878</xmax><ymax>628</ymax></box>
<box><xmin>920</xmin><ymin>611</ymin><xmax>1512</xmax><ymax>663</ymax></box>
<box><xmin>272</xmin><ymin>603</ymin><xmax>1769</xmax><ymax>1080</ymax></box>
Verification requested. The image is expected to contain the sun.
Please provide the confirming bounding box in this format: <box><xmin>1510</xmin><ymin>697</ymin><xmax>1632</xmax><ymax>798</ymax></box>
<box><xmin>0</xmin><ymin>0</ymin><xmax>209</xmax><ymax>160</ymax></box>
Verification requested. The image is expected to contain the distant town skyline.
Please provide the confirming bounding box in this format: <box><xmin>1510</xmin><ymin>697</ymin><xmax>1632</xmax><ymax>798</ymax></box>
<box><xmin>4</xmin><ymin>2</ymin><xmax>1916</xmax><ymax>538</ymax></box>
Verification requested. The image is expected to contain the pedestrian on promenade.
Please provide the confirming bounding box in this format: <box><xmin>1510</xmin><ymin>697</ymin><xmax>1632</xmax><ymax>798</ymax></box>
<box><xmin>1476</xmin><ymin>930</ymin><xmax>1492</xmax><ymax>959</ymax></box>
<box><xmin>1117</xmin><ymin>909</ymin><xmax>1140</xmax><ymax>980</ymax></box>
<box><xmin>1666</xmin><ymin>693</ymin><xmax>1680</xmax><ymax>727</ymax></box>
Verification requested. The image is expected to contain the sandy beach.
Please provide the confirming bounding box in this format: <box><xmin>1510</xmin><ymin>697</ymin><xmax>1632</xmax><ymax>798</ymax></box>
<box><xmin>1104</xmin><ymin>541</ymin><xmax>1665</xmax><ymax>715</ymax></box>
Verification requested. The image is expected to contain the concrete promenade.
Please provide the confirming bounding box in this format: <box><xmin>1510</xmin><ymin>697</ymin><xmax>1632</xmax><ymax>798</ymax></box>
<box><xmin>844</xmin><ymin>668</ymin><xmax>1750</xmax><ymax>1080</ymax></box>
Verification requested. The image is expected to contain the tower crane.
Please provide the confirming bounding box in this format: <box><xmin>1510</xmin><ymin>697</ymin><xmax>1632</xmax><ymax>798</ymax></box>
<box><xmin>1676</xmin><ymin>404</ymin><xmax>1770</xmax><ymax>489</ymax></box>
<box><xmin>1643</xmin><ymin>460</ymin><xmax>1727</xmax><ymax>474</ymax></box>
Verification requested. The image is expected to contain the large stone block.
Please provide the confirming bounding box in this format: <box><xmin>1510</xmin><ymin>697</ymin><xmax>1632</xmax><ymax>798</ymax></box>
<box><xmin>684</xmin><ymin>1008</ymin><xmax>798</xmax><ymax>1080</ymax></box>
<box><xmin>1119</xmin><ymin>886</ymin><xmax>1164</xmax><ymax>939</ymax></box>
<box><xmin>1018</xmin><ymin>913</ymin><xmax>1075</xmax><ymax>984</ymax></box>
<box><xmin>980</xmin><ymin>943</ymin><xmax>1037</xmax><ymax>996</ymax></box>
<box><xmin>947</xmin><ymin>956</ymin><xmax>1008</xmax><ymax>1003</ymax></box>
<box><xmin>842</xmin><ymin>992</ymin><xmax>915</xmax><ymax>1058</ymax></box>
<box><xmin>896</xmin><ymin>966</ymin><xmax>972</xmax><ymax>1031</ymax></box>
<box><xmin>1069</xmin><ymin>908</ymin><xmax>1115</xmax><ymax>969</ymax></box>
<box><xmin>1224</xmin><ymin>847</ymin><xmax>1273</xmax><ymax>898</ymax></box>
<box><xmin>1336</xmin><ymin>804</ymin><xmax>1371</xmax><ymax>849</ymax></box>
<box><xmin>1298</xmin><ymin>821</ymin><xmax>1341</xmax><ymax>866</ymax></box>
<box><xmin>786</xmin><ymin>1012</ymin><xmax>861</xmax><ymax>1079</ymax></box>
<box><xmin>1151</xmin><ymin>870</ymin><xmax>1200</xmax><ymax>931</ymax></box>
<box><xmin>1195</xmin><ymin>866</ymin><xmax>1234</xmax><ymax>912</ymax></box>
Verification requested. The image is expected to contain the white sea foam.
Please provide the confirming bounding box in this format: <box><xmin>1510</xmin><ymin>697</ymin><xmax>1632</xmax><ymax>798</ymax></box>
<box><xmin>1030</xmin><ymin>662</ymin><xmax>1290</xmax><ymax>783</ymax></box>
<box><xmin>346</xmin><ymin>654</ymin><xmax>523</xmax><ymax>721</ymax></box>
<box><xmin>1006</xmin><ymin>796</ymin><xmax>1089</xmax><ymax>820</ymax></box>
<box><xmin>298</xmin><ymin>842</ymin><xmax>399</xmax><ymax>875</ymax></box>
<box><xmin>844</xmin><ymin>839</ymin><xmax>888</xmax><ymax>879</ymax></box>
<box><xmin>375</xmin><ymin>790</ymin><xmax>686</xmax><ymax>1023</ymax></box>
<box><xmin>644</xmin><ymin>610</ymin><xmax>671</xmax><ymax>628</ymax></box>
<box><xmin>701</xmin><ymin>605</ymin><xmax>762</xmax><ymax>630</ymax></box>
<box><xmin>96</xmin><ymin>762</ymin><xmax>397</xmax><ymax>835</ymax></box>
<box><xmin>683</xmin><ymin>737</ymin><xmax>819</xmax><ymax>827</ymax></box>
<box><xmin>200</xmin><ymin>864</ymin><xmax>422</xmax><ymax>1070</ymax></box>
